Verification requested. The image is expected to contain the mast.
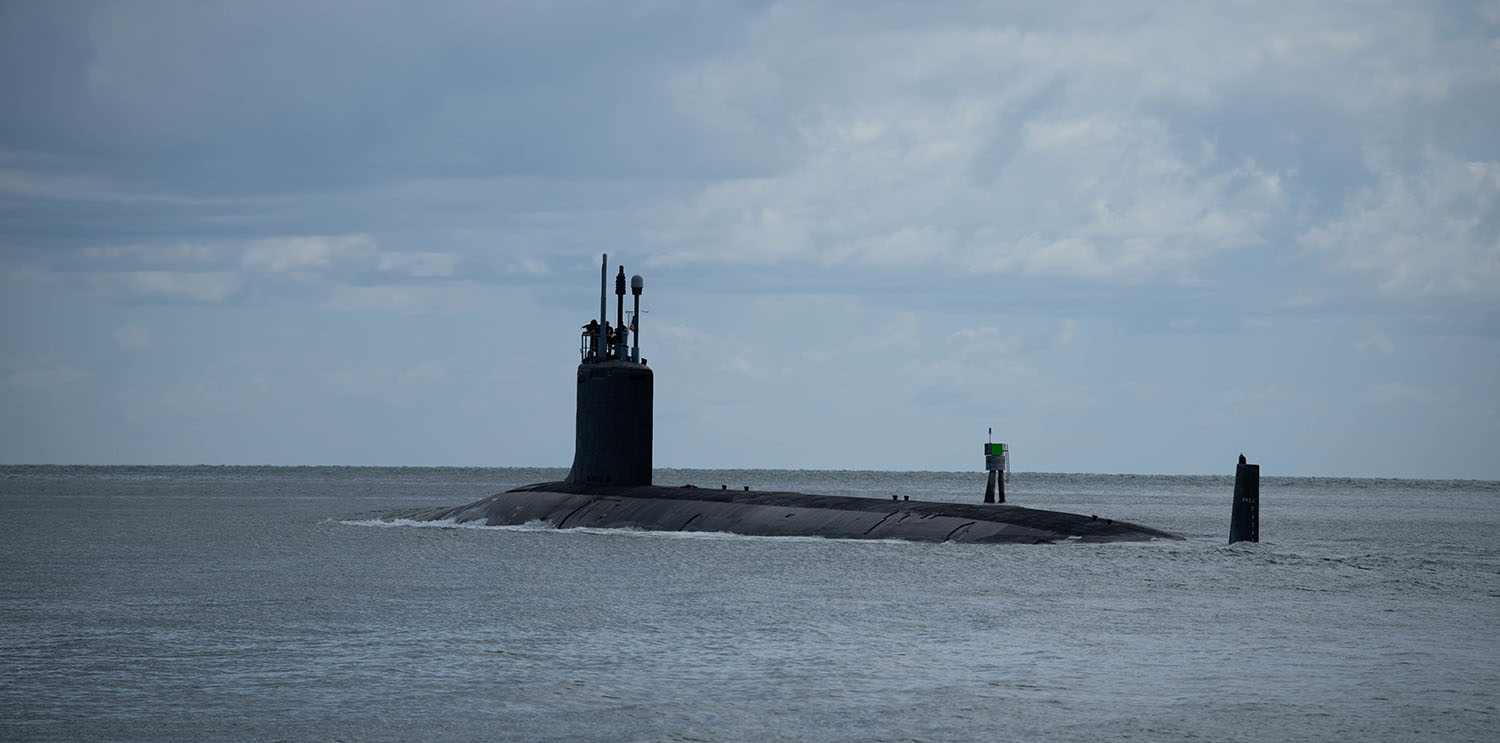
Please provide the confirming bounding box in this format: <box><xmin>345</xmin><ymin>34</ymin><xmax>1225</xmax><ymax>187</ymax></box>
<box><xmin>597</xmin><ymin>254</ymin><xmax>607</xmax><ymax>362</ymax></box>
<box><xmin>615</xmin><ymin>266</ymin><xmax>626</xmax><ymax>359</ymax></box>
<box><xmin>631</xmin><ymin>274</ymin><xmax>643</xmax><ymax>362</ymax></box>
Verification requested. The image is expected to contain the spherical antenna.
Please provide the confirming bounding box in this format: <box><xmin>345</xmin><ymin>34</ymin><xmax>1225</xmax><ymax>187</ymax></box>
<box><xmin>631</xmin><ymin>274</ymin><xmax>644</xmax><ymax>295</ymax></box>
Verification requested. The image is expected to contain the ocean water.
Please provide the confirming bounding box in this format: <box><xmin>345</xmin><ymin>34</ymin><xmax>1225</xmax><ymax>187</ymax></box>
<box><xmin>1</xmin><ymin>466</ymin><xmax>1496</xmax><ymax>742</ymax></box>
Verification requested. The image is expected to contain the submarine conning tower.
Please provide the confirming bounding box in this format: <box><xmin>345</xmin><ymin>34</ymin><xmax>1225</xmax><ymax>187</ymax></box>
<box><xmin>565</xmin><ymin>254</ymin><xmax>653</xmax><ymax>486</ymax></box>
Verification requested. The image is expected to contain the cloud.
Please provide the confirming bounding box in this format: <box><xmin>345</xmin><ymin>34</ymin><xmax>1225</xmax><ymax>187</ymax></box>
<box><xmin>0</xmin><ymin>1</ymin><xmax>771</xmax><ymax>190</ymax></box>
<box><xmin>114</xmin><ymin>323</ymin><xmax>156</xmax><ymax>350</ymax></box>
<box><xmin>3</xmin><ymin>1</ymin><xmax>1493</xmax><ymax>309</ymax></box>
<box><xmin>899</xmin><ymin>325</ymin><xmax>1091</xmax><ymax>411</ymax></box>
<box><xmin>1024</xmin><ymin>117</ymin><xmax>1122</xmax><ymax>152</ymax></box>
<box><xmin>1301</xmin><ymin>152</ymin><xmax>1500</xmax><ymax>301</ymax></box>
<box><xmin>0</xmin><ymin>167</ymin><xmax>237</xmax><ymax>205</ymax></box>
<box><xmin>377</xmin><ymin>252</ymin><xmax>459</xmax><ymax>277</ymax></box>
<box><xmin>1054</xmin><ymin>318</ymin><xmax>1080</xmax><ymax>349</ymax></box>
<box><xmin>632</xmin><ymin>2</ymin><xmax>1497</xmax><ymax>301</ymax></box>
<box><xmin>652</xmin><ymin>322</ymin><xmax>760</xmax><ymax>378</ymax></box>
<box><xmin>1355</xmin><ymin>332</ymin><xmax>1396</xmax><ymax>355</ymax></box>
<box><xmin>81</xmin><ymin>243</ymin><xmax>230</xmax><ymax>268</ymax></box>
<box><xmin>647</xmin><ymin>112</ymin><xmax>1282</xmax><ymax>283</ymax></box>
<box><xmin>241</xmin><ymin>234</ymin><xmax>375</xmax><ymax>274</ymax></box>
<box><xmin>11</xmin><ymin>230</ymin><xmax>532</xmax><ymax>308</ymax></box>
<box><xmin>89</xmin><ymin>271</ymin><xmax>243</xmax><ymax>303</ymax></box>
<box><xmin>503</xmin><ymin>257</ymin><xmax>549</xmax><ymax>276</ymax></box>
<box><xmin>322</xmin><ymin>283</ymin><xmax>476</xmax><ymax>314</ymax></box>
<box><xmin>646</xmin><ymin>22</ymin><xmax>1295</xmax><ymax>282</ymax></box>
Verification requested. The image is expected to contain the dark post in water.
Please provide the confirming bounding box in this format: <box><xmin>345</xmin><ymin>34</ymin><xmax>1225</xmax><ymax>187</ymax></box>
<box><xmin>1229</xmin><ymin>455</ymin><xmax>1259</xmax><ymax>543</ymax></box>
<box><xmin>984</xmin><ymin>441</ymin><xmax>1006</xmax><ymax>504</ymax></box>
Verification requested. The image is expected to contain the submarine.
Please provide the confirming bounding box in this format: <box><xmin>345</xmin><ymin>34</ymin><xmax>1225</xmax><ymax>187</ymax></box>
<box><xmin>394</xmin><ymin>255</ymin><xmax>1179</xmax><ymax>544</ymax></box>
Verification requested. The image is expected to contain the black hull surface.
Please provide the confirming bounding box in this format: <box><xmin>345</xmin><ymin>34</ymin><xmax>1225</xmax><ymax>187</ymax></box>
<box><xmin>393</xmin><ymin>481</ymin><xmax>1180</xmax><ymax>544</ymax></box>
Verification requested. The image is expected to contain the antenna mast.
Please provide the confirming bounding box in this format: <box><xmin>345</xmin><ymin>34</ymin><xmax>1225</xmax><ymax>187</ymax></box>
<box><xmin>597</xmin><ymin>254</ymin><xmax>608</xmax><ymax>362</ymax></box>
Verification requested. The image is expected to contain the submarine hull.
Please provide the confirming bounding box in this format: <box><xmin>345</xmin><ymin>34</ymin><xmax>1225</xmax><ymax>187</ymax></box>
<box><xmin>394</xmin><ymin>482</ymin><xmax>1180</xmax><ymax>544</ymax></box>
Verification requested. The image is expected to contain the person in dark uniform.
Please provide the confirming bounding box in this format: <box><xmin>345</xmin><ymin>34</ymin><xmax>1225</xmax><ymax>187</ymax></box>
<box><xmin>583</xmin><ymin>319</ymin><xmax>600</xmax><ymax>361</ymax></box>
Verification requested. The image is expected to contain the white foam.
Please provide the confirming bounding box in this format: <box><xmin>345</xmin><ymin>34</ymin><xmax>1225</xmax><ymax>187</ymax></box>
<box><xmin>336</xmin><ymin>517</ymin><xmax>555</xmax><ymax>531</ymax></box>
<box><xmin>336</xmin><ymin>517</ymin><xmax>911</xmax><ymax>545</ymax></box>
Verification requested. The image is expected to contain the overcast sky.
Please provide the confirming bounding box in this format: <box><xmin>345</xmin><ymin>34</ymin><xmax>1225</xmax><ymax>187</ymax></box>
<box><xmin>2</xmin><ymin>1</ymin><xmax>1497</xmax><ymax>478</ymax></box>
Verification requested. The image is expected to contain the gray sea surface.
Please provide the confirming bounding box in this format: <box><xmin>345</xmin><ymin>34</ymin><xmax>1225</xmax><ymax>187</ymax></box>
<box><xmin>1</xmin><ymin>466</ymin><xmax>1497</xmax><ymax>741</ymax></box>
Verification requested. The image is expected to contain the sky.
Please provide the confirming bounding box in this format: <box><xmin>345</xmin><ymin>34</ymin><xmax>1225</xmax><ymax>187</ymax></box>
<box><xmin>1</xmin><ymin>0</ymin><xmax>1497</xmax><ymax>478</ymax></box>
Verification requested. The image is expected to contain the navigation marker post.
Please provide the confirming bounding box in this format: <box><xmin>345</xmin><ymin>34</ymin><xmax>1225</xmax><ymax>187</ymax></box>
<box><xmin>984</xmin><ymin>441</ymin><xmax>1008</xmax><ymax>504</ymax></box>
<box><xmin>1229</xmin><ymin>455</ymin><xmax>1259</xmax><ymax>543</ymax></box>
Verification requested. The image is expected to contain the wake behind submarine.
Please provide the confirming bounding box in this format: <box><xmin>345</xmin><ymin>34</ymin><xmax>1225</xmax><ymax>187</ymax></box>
<box><xmin>396</xmin><ymin>255</ymin><xmax>1179</xmax><ymax>544</ymax></box>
